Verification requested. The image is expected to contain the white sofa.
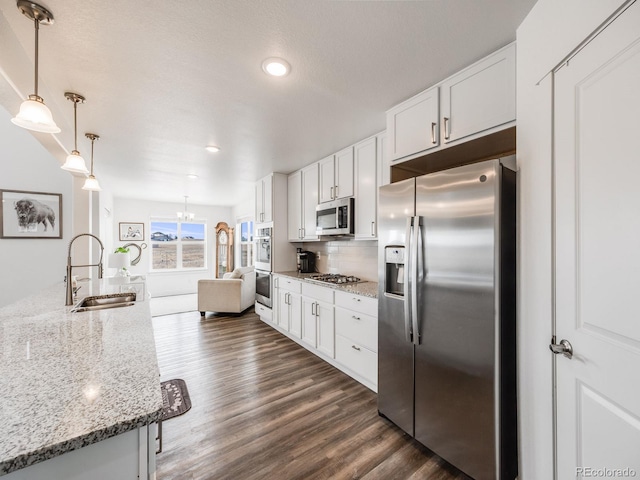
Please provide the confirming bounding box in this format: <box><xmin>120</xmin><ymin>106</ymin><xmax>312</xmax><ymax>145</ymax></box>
<box><xmin>198</xmin><ymin>266</ymin><xmax>255</xmax><ymax>315</ymax></box>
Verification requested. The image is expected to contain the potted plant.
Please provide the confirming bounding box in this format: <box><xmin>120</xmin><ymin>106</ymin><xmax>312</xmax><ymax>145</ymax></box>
<box><xmin>109</xmin><ymin>246</ymin><xmax>131</xmax><ymax>277</ymax></box>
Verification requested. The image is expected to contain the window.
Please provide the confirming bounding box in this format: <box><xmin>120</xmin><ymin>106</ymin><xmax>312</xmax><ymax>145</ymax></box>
<box><xmin>239</xmin><ymin>220</ymin><xmax>254</xmax><ymax>267</ymax></box>
<box><xmin>150</xmin><ymin>220</ymin><xmax>206</xmax><ymax>271</ymax></box>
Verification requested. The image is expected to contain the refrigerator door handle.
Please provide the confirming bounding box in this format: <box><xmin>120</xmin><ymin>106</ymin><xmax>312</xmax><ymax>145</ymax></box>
<box><xmin>404</xmin><ymin>216</ymin><xmax>413</xmax><ymax>343</ymax></box>
<box><xmin>411</xmin><ymin>216</ymin><xmax>421</xmax><ymax>345</ymax></box>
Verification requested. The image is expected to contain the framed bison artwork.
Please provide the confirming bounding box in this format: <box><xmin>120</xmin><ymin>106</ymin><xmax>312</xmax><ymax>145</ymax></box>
<box><xmin>0</xmin><ymin>189</ymin><xmax>62</xmax><ymax>239</ymax></box>
<box><xmin>119</xmin><ymin>222</ymin><xmax>144</xmax><ymax>241</ymax></box>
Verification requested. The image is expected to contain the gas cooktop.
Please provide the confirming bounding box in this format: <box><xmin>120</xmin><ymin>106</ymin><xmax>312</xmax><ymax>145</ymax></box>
<box><xmin>306</xmin><ymin>273</ymin><xmax>362</xmax><ymax>285</ymax></box>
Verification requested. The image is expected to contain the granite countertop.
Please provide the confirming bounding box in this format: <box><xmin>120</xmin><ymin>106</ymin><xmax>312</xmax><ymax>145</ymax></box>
<box><xmin>276</xmin><ymin>271</ymin><xmax>379</xmax><ymax>299</ymax></box>
<box><xmin>0</xmin><ymin>277</ymin><xmax>163</xmax><ymax>476</ymax></box>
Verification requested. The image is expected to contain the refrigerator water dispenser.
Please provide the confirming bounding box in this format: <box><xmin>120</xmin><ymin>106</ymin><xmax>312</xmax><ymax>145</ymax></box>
<box><xmin>384</xmin><ymin>246</ymin><xmax>405</xmax><ymax>297</ymax></box>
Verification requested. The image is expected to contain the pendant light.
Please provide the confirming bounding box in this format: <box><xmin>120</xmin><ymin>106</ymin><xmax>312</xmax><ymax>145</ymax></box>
<box><xmin>82</xmin><ymin>133</ymin><xmax>102</xmax><ymax>191</ymax></box>
<box><xmin>60</xmin><ymin>92</ymin><xmax>89</xmax><ymax>174</ymax></box>
<box><xmin>10</xmin><ymin>1</ymin><xmax>60</xmax><ymax>133</ymax></box>
<box><xmin>177</xmin><ymin>196</ymin><xmax>195</xmax><ymax>221</ymax></box>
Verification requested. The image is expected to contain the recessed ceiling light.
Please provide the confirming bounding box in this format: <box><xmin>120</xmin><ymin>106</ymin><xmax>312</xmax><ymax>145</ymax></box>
<box><xmin>186</xmin><ymin>174</ymin><xmax>199</xmax><ymax>180</ymax></box>
<box><xmin>262</xmin><ymin>57</ymin><xmax>291</xmax><ymax>77</ymax></box>
<box><xmin>205</xmin><ymin>145</ymin><xmax>220</xmax><ymax>153</ymax></box>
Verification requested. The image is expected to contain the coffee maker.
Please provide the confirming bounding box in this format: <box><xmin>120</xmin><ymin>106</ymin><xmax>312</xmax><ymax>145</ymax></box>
<box><xmin>297</xmin><ymin>249</ymin><xmax>316</xmax><ymax>273</ymax></box>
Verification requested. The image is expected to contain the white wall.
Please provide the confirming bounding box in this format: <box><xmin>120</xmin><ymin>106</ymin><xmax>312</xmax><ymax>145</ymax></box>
<box><xmin>516</xmin><ymin>1</ymin><xmax>627</xmax><ymax>478</ymax></box>
<box><xmin>0</xmin><ymin>105</ymin><xmax>73</xmax><ymax>307</ymax></box>
<box><xmin>112</xmin><ymin>197</ymin><xmax>233</xmax><ymax>297</ymax></box>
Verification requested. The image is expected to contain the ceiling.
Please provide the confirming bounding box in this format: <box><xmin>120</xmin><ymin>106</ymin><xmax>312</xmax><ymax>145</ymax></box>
<box><xmin>0</xmin><ymin>0</ymin><xmax>537</xmax><ymax>207</ymax></box>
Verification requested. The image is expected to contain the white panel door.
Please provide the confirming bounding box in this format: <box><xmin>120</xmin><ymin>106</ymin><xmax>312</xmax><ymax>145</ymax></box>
<box><xmin>301</xmin><ymin>297</ymin><xmax>317</xmax><ymax>348</ymax></box>
<box><xmin>262</xmin><ymin>174</ymin><xmax>273</xmax><ymax>223</ymax></box>
<box><xmin>354</xmin><ymin>136</ymin><xmax>377</xmax><ymax>239</ymax></box>
<box><xmin>386</xmin><ymin>86</ymin><xmax>439</xmax><ymax>161</ymax></box>
<box><xmin>287</xmin><ymin>171</ymin><xmax>302</xmax><ymax>241</ymax></box>
<box><xmin>335</xmin><ymin>146</ymin><xmax>354</xmax><ymax>199</ymax></box>
<box><xmin>319</xmin><ymin>155</ymin><xmax>335</xmax><ymax>203</ymax></box>
<box><xmin>302</xmin><ymin>163</ymin><xmax>319</xmax><ymax>240</ymax></box>
<box><xmin>316</xmin><ymin>300</ymin><xmax>335</xmax><ymax>358</ymax></box>
<box><xmin>289</xmin><ymin>292</ymin><xmax>302</xmax><ymax>339</ymax></box>
<box><xmin>554</xmin><ymin>3</ymin><xmax>640</xmax><ymax>478</ymax></box>
<box><xmin>440</xmin><ymin>43</ymin><xmax>515</xmax><ymax>144</ymax></box>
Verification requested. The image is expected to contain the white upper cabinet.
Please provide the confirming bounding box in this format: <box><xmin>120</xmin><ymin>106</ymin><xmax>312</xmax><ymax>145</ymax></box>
<box><xmin>319</xmin><ymin>154</ymin><xmax>335</xmax><ymax>203</ymax></box>
<box><xmin>354</xmin><ymin>136</ymin><xmax>377</xmax><ymax>239</ymax></box>
<box><xmin>440</xmin><ymin>42</ymin><xmax>516</xmax><ymax>145</ymax></box>
<box><xmin>387</xmin><ymin>86</ymin><xmax>440</xmax><ymax>162</ymax></box>
<box><xmin>335</xmin><ymin>147</ymin><xmax>354</xmax><ymax>199</ymax></box>
<box><xmin>288</xmin><ymin>164</ymin><xmax>319</xmax><ymax>241</ymax></box>
<box><xmin>302</xmin><ymin>163</ymin><xmax>319</xmax><ymax>240</ymax></box>
<box><xmin>386</xmin><ymin>42</ymin><xmax>516</xmax><ymax>163</ymax></box>
<box><xmin>377</xmin><ymin>131</ymin><xmax>389</xmax><ymax>187</ymax></box>
<box><xmin>287</xmin><ymin>171</ymin><xmax>302</xmax><ymax>241</ymax></box>
<box><xmin>255</xmin><ymin>173</ymin><xmax>273</xmax><ymax>223</ymax></box>
<box><xmin>319</xmin><ymin>147</ymin><xmax>354</xmax><ymax>203</ymax></box>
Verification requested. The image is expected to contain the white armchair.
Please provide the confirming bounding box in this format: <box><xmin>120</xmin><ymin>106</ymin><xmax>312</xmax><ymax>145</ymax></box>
<box><xmin>198</xmin><ymin>266</ymin><xmax>255</xmax><ymax>315</ymax></box>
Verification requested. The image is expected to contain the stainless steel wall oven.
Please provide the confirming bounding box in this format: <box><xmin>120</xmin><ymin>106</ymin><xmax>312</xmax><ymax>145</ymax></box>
<box><xmin>255</xmin><ymin>269</ymin><xmax>272</xmax><ymax>308</ymax></box>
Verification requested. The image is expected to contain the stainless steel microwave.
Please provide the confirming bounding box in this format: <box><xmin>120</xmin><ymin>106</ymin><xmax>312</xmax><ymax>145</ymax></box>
<box><xmin>316</xmin><ymin>197</ymin><xmax>355</xmax><ymax>236</ymax></box>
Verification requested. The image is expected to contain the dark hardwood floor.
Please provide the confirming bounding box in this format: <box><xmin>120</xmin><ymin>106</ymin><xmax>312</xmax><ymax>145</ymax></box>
<box><xmin>152</xmin><ymin>309</ymin><xmax>470</xmax><ymax>480</ymax></box>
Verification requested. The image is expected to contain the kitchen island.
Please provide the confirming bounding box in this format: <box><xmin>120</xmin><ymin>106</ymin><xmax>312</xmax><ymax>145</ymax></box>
<box><xmin>0</xmin><ymin>277</ymin><xmax>162</xmax><ymax>479</ymax></box>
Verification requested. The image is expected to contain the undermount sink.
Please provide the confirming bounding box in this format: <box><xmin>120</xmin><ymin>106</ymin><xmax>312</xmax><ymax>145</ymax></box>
<box><xmin>71</xmin><ymin>293</ymin><xmax>136</xmax><ymax>313</ymax></box>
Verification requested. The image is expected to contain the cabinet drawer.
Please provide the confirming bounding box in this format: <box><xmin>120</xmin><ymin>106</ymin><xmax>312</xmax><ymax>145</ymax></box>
<box><xmin>301</xmin><ymin>282</ymin><xmax>334</xmax><ymax>304</ymax></box>
<box><xmin>276</xmin><ymin>276</ymin><xmax>302</xmax><ymax>294</ymax></box>
<box><xmin>334</xmin><ymin>290</ymin><xmax>377</xmax><ymax>317</ymax></box>
<box><xmin>255</xmin><ymin>302</ymin><xmax>272</xmax><ymax>321</ymax></box>
<box><xmin>335</xmin><ymin>307</ymin><xmax>377</xmax><ymax>353</ymax></box>
<box><xmin>335</xmin><ymin>335</ymin><xmax>377</xmax><ymax>386</ymax></box>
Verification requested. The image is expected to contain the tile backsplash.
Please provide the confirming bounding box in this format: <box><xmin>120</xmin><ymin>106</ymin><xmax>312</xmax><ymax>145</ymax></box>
<box><xmin>301</xmin><ymin>240</ymin><xmax>378</xmax><ymax>281</ymax></box>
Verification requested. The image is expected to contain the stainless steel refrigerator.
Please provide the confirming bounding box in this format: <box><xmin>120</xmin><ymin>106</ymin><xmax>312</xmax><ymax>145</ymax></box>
<box><xmin>377</xmin><ymin>157</ymin><xmax>517</xmax><ymax>480</ymax></box>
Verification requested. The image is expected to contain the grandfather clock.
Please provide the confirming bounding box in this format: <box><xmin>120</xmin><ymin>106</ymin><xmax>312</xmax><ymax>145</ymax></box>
<box><xmin>215</xmin><ymin>222</ymin><xmax>234</xmax><ymax>278</ymax></box>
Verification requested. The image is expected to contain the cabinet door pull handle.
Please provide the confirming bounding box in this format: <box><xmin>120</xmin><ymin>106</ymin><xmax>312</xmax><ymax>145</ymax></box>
<box><xmin>431</xmin><ymin>122</ymin><xmax>437</xmax><ymax>144</ymax></box>
<box><xmin>351</xmin><ymin>345</ymin><xmax>361</xmax><ymax>351</ymax></box>
<box><xmin>330</xmin><ymin>186</ymin><xmax>334</xmax><ymax>199</ymax></box>
<box><xmin>335</xmin><ymin>185</ymin><xmax>339</xmax><ymax>198</ymax></box>
<box><xmin>353</xmin><ymin>297</ymin><xmax>361</xmax><ymax>302</ymax></box>
<box><xmin>301</xmin><ymin>227</ymin><xmax>305</xmax><ymax>239</ymax></box>
<box><xmin>352</xmin><ymin>315</ymin><xmax>361</xmax><ymax>321</ymax></box>
<box><xmin>371</xmin><ymin>221</ymin><xmax>375</xmax><ymax>236</ymax></box>
<box><xmin>443</xmin><ymin>117</ymin><xmax>450</xmax><ymax>141</ymax></box>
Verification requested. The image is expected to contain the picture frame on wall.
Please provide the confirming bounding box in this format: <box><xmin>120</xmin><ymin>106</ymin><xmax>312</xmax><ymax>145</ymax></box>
<box><xmin>119</xmin><ymin>222</ymin><xmax>144</xmax><ymax>241</ymax></box>
<box><xmin>0</xmin><ymin>189</ymin><xmax>62</xmax><ymax>239</ymax></box>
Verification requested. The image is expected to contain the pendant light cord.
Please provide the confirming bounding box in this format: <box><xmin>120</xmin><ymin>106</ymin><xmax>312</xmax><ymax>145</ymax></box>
<box><xmin>33</xmin><ymin>18</ymin><xmax>39</xmax><ymax>97</ymax></box>
<box><xmin>89</xmin><ymin>137</ymin><xmax>95</xmax><ymax>175</ymax></box>
<box><xmin>73</xmin><ymin>101</ymin><xmax>78</xmax><ymax>151</ymax></box>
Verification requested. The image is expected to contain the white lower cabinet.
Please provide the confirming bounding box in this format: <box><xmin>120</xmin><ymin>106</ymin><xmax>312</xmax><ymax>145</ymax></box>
<box><xmin>334</xmin><ymin>290</ymin><xmax>378</xmax><ymax>388</ymax></box>
<box><xmin>3</xmin><ymin>424</ymin><xmax>156</xmax><ymax>480</ymax></box>
<box><xmin>260</xmin><ymin>277</ymin><xmax>378</xmax><ymax>391</ymax></box>
<box><xmin>301</xmin><ymin>283</ymin><xmax>335</xmax><ymax>358</ymax></box>
<box><xmin>335</xmin><ymin>335</ymin><xmax>377</xmax><ymax>386</ymax></box>
<box><xmin>275</xmin><ymin>276</ymin><xmax>302</xmax><ymax>335</ymax></box>
<box><xmin>255</xmin><ymin>301</ymin><xmax>273</xmax><ymax>323</ymax></box>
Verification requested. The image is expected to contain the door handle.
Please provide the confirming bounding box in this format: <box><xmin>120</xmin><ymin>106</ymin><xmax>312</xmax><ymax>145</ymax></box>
<box><xmin>301</xmin><ymin>227</ymin><xmax>305</xmax><ymax>239</ymax></box>
<box><xmin>430</xmin><ymin>122</ymin><xmax>437</xmax><ymax>144</ymax></box>
<box><xmin>404</xmin><ymin>217</ymin><xmax>413</xmax><ymax>343</ymax></box>
<box><xmin>352</xmin><ymin>315</ymin><xmax>361</xmax><ymax>321</ymax></box>
<box><xmin>330</xmin><ymin>186</ymin><xmax>334</xmax><ymax>199</ymax></box>
<box><xmin>443</xmin><ymin>117</ymin><xmax>450</xmax><ymax>140</ymax></box>
<box><xmin>371</xmin><ymin>221</ymin><xmax>375</xmax><ymax>236</ymax></box>
<box><xmin>311</xmin><ymin>302</ymin><xmax>316</xmax><ymax>316</ymax></box>
<box><xmin>411</xmin><ymin>216</ymin><xmax>421</xmax><ymax>345</ymax></box>
<box><xmin>335</xmin><ymin>185</ymin><xmax>339</xmax><ymax>198</ymax></box>
<box><xmin>351</xmin><ymin>345</ymin><xmax>361</xmax><ymax>351</ymax></box>
<box><xmin>549</xmin><ymin>338</ymin><xmax>573</xmax><ymax>359</ymax></box>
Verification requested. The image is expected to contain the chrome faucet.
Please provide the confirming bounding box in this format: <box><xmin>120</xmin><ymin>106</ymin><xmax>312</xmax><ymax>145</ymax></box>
<box><xmin>66</xmin><ymin>233</ymin><xmax>105</xmax><ymax>305</ymax></box>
